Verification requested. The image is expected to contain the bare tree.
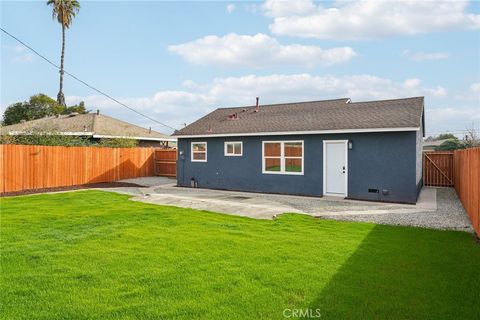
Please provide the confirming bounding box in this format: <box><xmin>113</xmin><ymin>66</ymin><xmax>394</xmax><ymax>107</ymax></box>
<box><xmin>464</xmin><ymin>122</ymin><xmax>479</xmax><ymax>147</ymax></box>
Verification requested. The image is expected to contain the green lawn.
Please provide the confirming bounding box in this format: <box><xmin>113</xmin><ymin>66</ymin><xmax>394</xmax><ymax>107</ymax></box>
<box><xmin>1</xmin><ymin>191</ymin><xmax>479</xmax><ymax>319</ymax></box>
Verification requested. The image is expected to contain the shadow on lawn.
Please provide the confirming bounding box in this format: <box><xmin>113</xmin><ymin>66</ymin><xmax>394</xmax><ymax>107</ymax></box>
<box><xmin>304</xmin><ymin>224</ymin><xmax>480</xmax><ymax>320</ymax></box>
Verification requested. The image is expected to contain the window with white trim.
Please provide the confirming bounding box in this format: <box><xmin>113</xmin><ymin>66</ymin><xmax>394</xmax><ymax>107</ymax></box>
<box><xmin>225</xmin><ymin>141</ymin><xmax>242</xmax><ymax>156</ymax></box>
<box><xmin>263</xmin><ymin>141</ymin><xmax>303</xmax><ymax>175</ymax></box>
<box><xmin>191</xmin><ymin>142</ymin><xmax>207</xmax><ymax>162</ymax></box>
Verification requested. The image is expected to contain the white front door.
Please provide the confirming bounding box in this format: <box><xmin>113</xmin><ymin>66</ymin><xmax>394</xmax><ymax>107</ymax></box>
<box><xmin>323</xmin><ymin>140</ymin><xmax>348</xmax><ymax>197</ymax></box>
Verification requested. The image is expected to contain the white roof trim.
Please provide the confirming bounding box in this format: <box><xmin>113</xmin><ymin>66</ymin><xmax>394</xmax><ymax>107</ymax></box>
<box><xmin>173</xmin><ymin>127</ymin><xmax>420</xmax><ymax>138</ymax></box>
<box><xmin>92</xmin><ymin>134</ymin><xmax>177</xmax><ymax>142</ymax></box>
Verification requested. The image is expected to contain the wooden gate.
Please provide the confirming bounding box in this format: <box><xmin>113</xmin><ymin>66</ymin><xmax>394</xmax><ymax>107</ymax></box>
<box><xmin>423</xmin><ymin>151</ymin><xmax>454</xmax><ymax>187</ymax></box>
<box><xmin>154</xmin><ymin>149</ymin><xmax>177</xmax><ymax>177</ymax></box>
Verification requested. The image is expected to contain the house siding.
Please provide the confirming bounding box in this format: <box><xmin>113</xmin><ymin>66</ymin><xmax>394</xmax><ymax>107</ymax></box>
<box><xmin>177</xmin><ymin>131</ymin><xmax>419</xmax><ymax>203</ymax></box>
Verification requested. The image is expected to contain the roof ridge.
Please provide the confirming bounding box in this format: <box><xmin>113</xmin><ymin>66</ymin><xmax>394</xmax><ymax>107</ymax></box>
<box><xmin>216</xmin><ymin>98</ymin><xmax>350</xmax><ymax>110</ymax></box>
<box><xmin>94</xmin><ymin>113</ymin><xmax>169</xmax><ymax>137</ymax></box>
<box><xmin>349</xmin><ymin>96</ymin><xmax>424</xmax><ymax>105</ymax></box>
<box><xmin>0</xmin><ymin>114</ymin><xmax>60</xmax><ymax>129</ymax></box>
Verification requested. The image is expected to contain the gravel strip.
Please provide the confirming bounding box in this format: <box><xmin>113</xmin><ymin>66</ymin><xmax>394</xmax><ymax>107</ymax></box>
<box><xmin>321</xmin><ymin>188</ymin><xmax>473</xmax><ymax>232</ymax></box>
<box><xmin>254</xmin><ymin>194</ymin><xmax>406</xmax><ymax>213</ymax></box>
<box><xmin>0</xmin><ymin>182</ymin><xmax>144</xmax><ymax>197</ymax></box>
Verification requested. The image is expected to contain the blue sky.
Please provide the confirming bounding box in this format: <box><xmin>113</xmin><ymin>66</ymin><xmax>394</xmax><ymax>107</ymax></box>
<box><xmin>1</xmin><ymin>0</ymin><xmax>479</xmax><ymax>136</ymax></box>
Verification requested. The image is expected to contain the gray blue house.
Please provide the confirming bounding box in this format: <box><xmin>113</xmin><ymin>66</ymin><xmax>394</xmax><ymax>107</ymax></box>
<box><xmin>173</xmin><ymin>97</ymin><xmax>424</xmax><ymax>204</ymax></box>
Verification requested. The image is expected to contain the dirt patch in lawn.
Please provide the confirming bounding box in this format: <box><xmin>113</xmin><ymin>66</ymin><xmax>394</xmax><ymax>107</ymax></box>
<box><xmin>0</xmin><ymin>182</ymin><xmax>143</xmax><ymax>197</ymax></box>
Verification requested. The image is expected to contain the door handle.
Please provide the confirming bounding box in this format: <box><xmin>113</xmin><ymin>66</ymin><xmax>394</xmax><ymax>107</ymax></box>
<box><xmin>342</xmin><ymin>166</ymin><xmax>345</xmax><ymax>173</ymax></box>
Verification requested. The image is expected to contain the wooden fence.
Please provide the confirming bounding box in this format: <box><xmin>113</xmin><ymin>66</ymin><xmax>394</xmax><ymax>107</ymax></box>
<box><xmin>423</xmin><ymin>151</ymin><xmax>454</xmax><ymax>187</ymax></box>
<box><xmin>454</xmin><ymin>148</ymin><xmax>480</xmax><ymax>237</ymax></box>
<box><xmin>0</xmin><ymin>144</ymin><xmax>155</xmax><ymax>193</ymax></box>
<box><xmin>154</xmin><ymin>149</ymin><xmax>177</xmax><ymax>177</ymax></box>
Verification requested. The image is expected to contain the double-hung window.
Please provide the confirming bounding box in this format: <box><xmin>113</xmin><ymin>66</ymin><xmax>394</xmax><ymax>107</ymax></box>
<box><xmin>225</xmin><ymin>141</ymin><xmax>243</xmax><ymax>156</ymax></box>
<box><xmin>191</xmin><ymin>142</ymin><xmax>207</xmax><ymax>162</ymax></box>
<box><xmin>263</xmin><ymin>141</ymin><xmax>303</xmax><ymax>175</ymax></box>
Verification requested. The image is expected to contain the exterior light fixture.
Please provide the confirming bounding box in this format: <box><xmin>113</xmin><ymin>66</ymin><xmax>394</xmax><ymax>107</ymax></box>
<box><xmin>348</xmin><ymin>141</ymin><xmax>353</xmax><ymax>150</ymax></box>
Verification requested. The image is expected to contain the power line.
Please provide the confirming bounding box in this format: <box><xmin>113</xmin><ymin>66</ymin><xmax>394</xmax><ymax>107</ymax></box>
<box><xmin>426</xmin><ymin>123</ymin><xmax>479</xmax><ymax>135</ymax></box>
<box><xmin>425</xmin><ymin>131</ymin><xmax>476</xmax><ymax>137</ymax></box>
<box><xmin>1</xmin><ymin>27</ymin><xmax>177</xmax><ymax>132</ymax></box>
<box><xmin>426</xmin><ymin>127</ymin><xmax>479</xmax><ymax>134</ymax></box>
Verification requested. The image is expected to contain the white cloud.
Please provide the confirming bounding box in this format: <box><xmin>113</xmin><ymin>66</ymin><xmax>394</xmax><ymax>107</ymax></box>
<box><xmin>168</xmin><ymin>33</ymin><xmax>356</xmax><ymax>67</ymax></box>
<box><xmin>263</xmin><ymin>0</ymin><xmax>315</xmax><ymax>17</ymax></box>
<box><xmin>403</xmin><ymin>50</ymin><xmax>450</xmax><ymax>61</ymax></box>
<box><xmin>264</xmin><ymin>0</ymin><xmax>480</xmax><ymax>40</ymax></box>
<box><xmin>402</xmin><ymin>78</ymin><xmax>447</xmax><ymax>97</ymax></box>
<box><xmin>403</xmin><ymin>78</ymin><xmax>422</xmax><ymax>89</ymax></box>
<box><xmin>66</xmin><ymin>73</ymin><xmax>449</xmax><ymax>133</ymax></box>
<box><xmin>427</xmin><ymin>107</ymin><xmax>480</xmax><ymax>135</ymax></box>
<box><xmin>426</xmin><ymin>86</ymin><xmax>448</xmax><ymax>98</ymax></box>
<box><xmin>226</xmin><ymin>4</ymin><xmax>235</xmax><ymax>14</ymax></box>
<box><xmin>11</xmin><ymin>45</ymin><xmax>34</xmax><ymax>63</ymax></box>
<box><xmin>471</xmin><ymin>82</ymin><xmax>480</xmax><ymax>94</ymax></box>
<box><xmin>454</xmin><ymin>82</ymin><xmax>480</xmax><ymax>100</ymax></box>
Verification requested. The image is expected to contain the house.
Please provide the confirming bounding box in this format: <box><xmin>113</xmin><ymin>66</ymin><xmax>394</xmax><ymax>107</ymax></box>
<box><xmin>0</xmin><ymin>111</ymin><xmax>176</xmax><ymax>148</ymax></box>
<box><xmin>173</xmin><ymin>97</ymin><xmax>425</xmax><ymax>204</ymax></box>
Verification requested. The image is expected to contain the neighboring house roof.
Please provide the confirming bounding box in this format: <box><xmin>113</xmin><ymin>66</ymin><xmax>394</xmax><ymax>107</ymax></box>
<box><xmin>173</xmin><ymin>97</ymin><xmax>424</xmax><ymax>137</ymax></box>
<box><xmin>422</xmin><ymin>139</ymin><xmax>450</xmax><ymax>149</ymax></box>
<box><xmin>0</xmin><ymin>113</ymin><xmax>175</xmax><ymax>141</ymax></box>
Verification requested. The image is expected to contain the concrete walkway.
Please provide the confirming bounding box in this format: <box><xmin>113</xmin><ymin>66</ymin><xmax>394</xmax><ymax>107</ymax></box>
<box><xmin>98</xmin><ymin>177</ymin><xmax>473</xmax><ymax>232</ymax></box>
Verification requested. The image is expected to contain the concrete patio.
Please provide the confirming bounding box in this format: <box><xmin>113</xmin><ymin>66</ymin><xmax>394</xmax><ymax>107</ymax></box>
<box><xmin>105</xmin><ymin>177</ymin><xmax>472</xmax><ymax>232</ymax></box>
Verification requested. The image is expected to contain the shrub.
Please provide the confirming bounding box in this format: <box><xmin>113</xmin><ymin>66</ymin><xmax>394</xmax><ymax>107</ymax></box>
<box><xmin>1</xmin><ymin>132</ymin><xmax>90</xmax><ymax>147</ymax></box>
<box><xmin>1</xmin><ymin>131</ymin><xmax>139</xmax><ymax>148</ymax></box>
<box><xmin>96</xmin><ymin>138</ymin><xmax>138</xmax><ymax>148</ymax></box>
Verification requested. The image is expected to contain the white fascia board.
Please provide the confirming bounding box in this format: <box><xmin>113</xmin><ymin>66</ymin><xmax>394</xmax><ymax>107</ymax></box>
<box><xmin>173</xmin><ymin>127</ymin><xmax>420</xmax><ymax>139</ymax></box>
<box><xmin>92</xmin><ymin>134</ymin><xmax>177</xmax><ymax>142</ymax></box>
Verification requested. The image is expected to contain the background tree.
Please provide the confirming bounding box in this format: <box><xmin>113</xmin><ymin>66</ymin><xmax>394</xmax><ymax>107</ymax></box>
<box><xmin>435</xmin><ymin>139</ymin><xmax>465</xmax><ymax>151</ymax></box>
<box><xmin>2</xmin><ymin>93</ymin><xmax>87</xmax><ymax>126</ymax></box>
<box><xmin>47</xmin><ymin>0</ymin><xmax>80</xmax><ymax>106</ymax></box>
<box><xmin>65</xmin><ymin>101</ymin><xmax>87</xmax><ymax>114</ymax></box>
<box><xmin>2</xmin><ymin>94</ymin><xmax>58</xmax><ymax>125</ymax></box>
<box><xmin>436</xmin><ymin>133</ymin><xmax>458</xmax><ymax>140</ymax></box>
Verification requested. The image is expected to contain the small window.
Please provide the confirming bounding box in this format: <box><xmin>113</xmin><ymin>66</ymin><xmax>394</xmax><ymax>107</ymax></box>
<box><xmin>191</xmin><ymin>142</ymin><xmax>207</xmax><ymax>162</ymax></box>
<box><xmin>263</xmin><ymin>141</ymin><xmax>303</xmax><ymax>175</ymax></box>
<box><xmin>225</xmin><ymin>141</ymin><xmax>243</xmax><ymax>156</ymax></box>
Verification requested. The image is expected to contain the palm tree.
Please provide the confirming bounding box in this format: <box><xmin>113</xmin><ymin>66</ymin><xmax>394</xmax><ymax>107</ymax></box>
<box><xmin>47</xmin><ymin>0</ymin><xmax>80</xmax><ymax>106</ymax></box>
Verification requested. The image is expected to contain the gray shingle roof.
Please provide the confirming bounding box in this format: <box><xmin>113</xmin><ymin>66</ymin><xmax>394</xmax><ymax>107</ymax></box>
<box><xmin>1</xmin><ymin>113</ymin><xmax>173</xmax><ymax>141</ymax></box>
<box><xmin>422</xmin><ymin>139</ymin><xmax>450</xmax><ymax>147</ymax></box>
<box><xmin>173</xmin><ymin>97</ymin><xmax>424</xmax><ymax>137</ymax></box>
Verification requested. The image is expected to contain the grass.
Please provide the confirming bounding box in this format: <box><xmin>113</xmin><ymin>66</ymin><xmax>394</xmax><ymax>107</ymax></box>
<box><xmin>1</xmin><ymin>190</ymin><xmax>479</xmax><ymax>319</ymax></box>
<box><xmin>265</xmin><ymin>165</ymin><xmax>302</xmax><ymax>172</ymax></box>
